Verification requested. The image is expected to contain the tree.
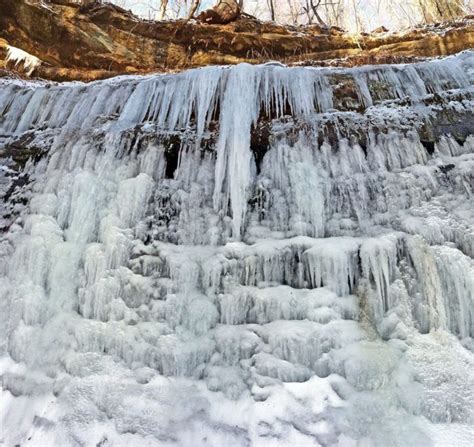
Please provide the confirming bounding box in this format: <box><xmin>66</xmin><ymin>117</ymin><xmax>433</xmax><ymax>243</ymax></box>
<box><xmin>160</xmin><ymin>0</ymin><xmax>169</xmax><ymax>19</ymax></box>
<box><xmin>106</xmin><ymin>0</ymin><xmax>471</xmax><ymax>28</ymax></box>
<box><xmin>350</xmin><ymin>0</ymin><xmax>364</xmax><ymax>32</ymax></box>
<box><xmin>416</xmin><ymin>0</ymin><xmax>465</xmax><ymax>22</ymax></box>
<box><xmin>276</xmin><ymin>0</ymin><xmax>344</xmax><ymax>27</ymax></box>
<box><xmin>285</xmin><ymin>0</ymin><xmax>300</xmax><ymax>25</ymax></box>
<box><xmin>304</xmin><ymin>0</ymin><xmax>328</xmax><ymax>26</ymax></box>
<box><xmin>323</xmin><ymin>0</ymin><xmax>343</xmax><ymax>27</ymax></box>
<box><xmin>187</xmin><ymin>0</ymin><xmax>202</xmax><ymax>19</ymax></box>
<box><xmin>267</xmin><ymin>0</ymin><xmax>276</xmax><ymax>21</ymax></box>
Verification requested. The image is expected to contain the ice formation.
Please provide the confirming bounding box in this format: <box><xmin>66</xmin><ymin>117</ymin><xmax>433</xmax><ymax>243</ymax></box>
<box><xmin>0</xmin><ymin>51</ymin><xmax>473</xmax><ymax>446</ymax></box>
<box><xmin>5</xmin><ymin>45</ymin><xmax>42</xmax><ymax>77</ymax></box>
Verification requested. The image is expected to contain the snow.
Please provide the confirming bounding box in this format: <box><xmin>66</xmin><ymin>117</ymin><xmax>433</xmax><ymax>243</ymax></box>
<box><xmin>5</xmin><ymin>45</ymin><xmax>42</xmax><ymax>76</ymax></box>
<box><xmin>0</xmin><ymin>50</ymin><xmax>473</xmax><ymax>446</ymax></box>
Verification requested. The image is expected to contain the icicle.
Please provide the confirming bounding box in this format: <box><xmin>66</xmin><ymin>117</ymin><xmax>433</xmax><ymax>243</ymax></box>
<box><xmin>404</xmin><ymin>236</ymin><xmax>446</xmax><ymax>333</ymax></box>
<box><xmin>304</xmin><ymin>238</ymin><xmax>360</xmax><ymax>296</ymax></box>
<box><xmin>433</xmin><ymin>246</ymin><xmax>474</xmax><ymax>339</ymax></box>
<box><xmin>213</xmin><ymin>64</ymin><xmax>261</xmax><ymax>239</ymax></box>
<box><xmin>6</xmin><ymin>45</ymin><xmax>42</xmax><ymax>76</ymax></box>
<box><xmin>360</xmin><ymin>234</ymin><xmax>400</xmax><ymax>324</ymax></box>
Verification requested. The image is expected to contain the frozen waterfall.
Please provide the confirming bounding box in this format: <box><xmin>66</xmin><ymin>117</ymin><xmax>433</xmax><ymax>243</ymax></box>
<box><xmin>0</xmin><ymin>51</ymin><xmax>473</xmax><ymax>446</ymax></box>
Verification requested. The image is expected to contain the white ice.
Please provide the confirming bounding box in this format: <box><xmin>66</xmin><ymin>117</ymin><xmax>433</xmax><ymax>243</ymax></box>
<box><xmin>5</xmin><ymin>45</ymin><xmax>42</xmax><ymax>76</ymax></box>
<box><xmin>0</xmin><ymin>51</ymin><xmax>473</xmax><ymax>446</ymax></box>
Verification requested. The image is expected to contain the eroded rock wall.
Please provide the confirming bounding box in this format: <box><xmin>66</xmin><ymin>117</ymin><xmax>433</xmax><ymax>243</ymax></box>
<box><xmin>0</xmin><ymin>0</ymin><xmax>473</xmax><ymax>81</ymax></box>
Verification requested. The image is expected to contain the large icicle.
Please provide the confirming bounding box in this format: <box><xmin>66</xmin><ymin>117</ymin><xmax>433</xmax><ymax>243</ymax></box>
<box><xmin>213</xmin><ymin>64</ymin><xmax>261</xmax><ymax>239</ymax></box>
<box><xmin>6</xmin><ymin>45</ymin><xmax>42</xmax><ymax>76</ymax></box>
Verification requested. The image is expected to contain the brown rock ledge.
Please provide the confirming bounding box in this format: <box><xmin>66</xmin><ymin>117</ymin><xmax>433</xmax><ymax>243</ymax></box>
<box><xmin>0</xmin><ymin>0</ymin><xmax>473</xmax><ymax>82</ymax></box>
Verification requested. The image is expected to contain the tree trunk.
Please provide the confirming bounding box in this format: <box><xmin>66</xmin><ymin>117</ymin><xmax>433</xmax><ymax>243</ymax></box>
<box><xmin>418</xmin><ymin>0</ymin><xmax>464</xmax><ymax>22</ymax></box>
<box><xmin>310</xmin><ymin>0</ymin><xmax>327</xmax><ymax>27</ymax></box>
<box><xmin>187</xmin><ymin>0</ymin><xmax>201</xmax><ymax>20</ymax></box>
<box><xmin>267</xmin><ymin>0</ymin><xmax>276</xmax><ymax>21</ymax></box>
<box><xmin>160</xmin><ymin>0</ymin><xmax>169</xmax><ymax>20</ymax></box>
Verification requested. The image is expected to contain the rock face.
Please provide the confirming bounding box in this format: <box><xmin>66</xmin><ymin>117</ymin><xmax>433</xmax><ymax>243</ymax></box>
<box><xmin>197</xmin><ymin>0</ymin><xmax>241</xmax><ymax>25</ymax></box>
<box><xmin>0</xmin><ymin>0</ymin><xmax>473</xmax><ymax>81</ymax></box>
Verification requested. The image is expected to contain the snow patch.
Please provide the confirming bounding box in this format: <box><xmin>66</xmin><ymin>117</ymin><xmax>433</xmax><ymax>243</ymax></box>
<box><xmin>6</xmin><ymin>45</ymin><xmax>42</xmax><ymax>76</ymax></box>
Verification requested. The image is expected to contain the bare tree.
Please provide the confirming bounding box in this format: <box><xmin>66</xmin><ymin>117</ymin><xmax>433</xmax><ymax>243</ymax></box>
<box><xmin>417</xmin><ymin>0</ymin><xmax>465</xmax><ymax>21</ymax></box>
<box><xmin>285</xmin><ymin>0</ymin><xmax>300</xmax><ymax>25</ymax></box>
<box><xmin>104</xmin><ymin>0</ymin><xmax>471</xmax><ymax>29</ymax></box>
<box><xmin>300</xmin><ymin>1</ymin><xmax>342</xmax><ymax>27</ymax></box>
<box><xmin>267</xmin><ymin>0</ymin><xmax>276</xmax><ymax>20</ymax></box>
<box><xmin>187</xmin><ymin>0</ymin><xmax>202</xmax><ymax>19</ymax></box>
<box><xmin>308</xmin><ymin>0</ymin><xmax>328</xmax><ymax>26</ymax></box>
<box><xmin>323</xmin><ymin>0</ymin><xmax>343</xmax><ymax>27</ymax></box>
<box><xmin>160</xmin><ymin>0</ymin><xmax>169</xmax><ymax>19</ymax></box>
<box><xmin>350</xmin><ymin>0</ymin><xmax>363</xmax><ymax>32</ymax></box>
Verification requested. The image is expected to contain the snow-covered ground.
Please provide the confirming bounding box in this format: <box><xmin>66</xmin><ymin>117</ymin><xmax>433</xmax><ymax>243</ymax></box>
<box><xmin>0</xmin><ymin>52</ymin><xmax>473</xmax><ymax>446</ymax></box>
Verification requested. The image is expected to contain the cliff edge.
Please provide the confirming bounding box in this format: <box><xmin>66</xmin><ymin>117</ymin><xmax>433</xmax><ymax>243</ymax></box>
<box><xmin>0</xmin><ymin>0</ymin><xmax>473</xmax><ymax>81</ymax></box>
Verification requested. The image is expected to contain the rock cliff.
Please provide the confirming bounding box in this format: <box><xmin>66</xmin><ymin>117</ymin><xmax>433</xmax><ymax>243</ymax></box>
<box><xmin>0</xmin><ymin>0</ymin><xmax>473</xmax><ymax>81</ymax></box>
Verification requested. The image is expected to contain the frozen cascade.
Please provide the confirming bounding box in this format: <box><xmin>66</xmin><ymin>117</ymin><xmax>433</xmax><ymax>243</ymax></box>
<box><xmin>213</xmin><ymin>64</ymin><xmax>260</xmax><ymax>239</ymax></box>
<box><xmin>0</xmin><ymin>51</ymin><xmax>474</xmax><ymax>446</ymax></box>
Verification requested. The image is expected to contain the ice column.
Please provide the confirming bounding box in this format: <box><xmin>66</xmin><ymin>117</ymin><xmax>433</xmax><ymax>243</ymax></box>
<box><xmin>213</xmin><ymin>64</ymin><xmax>262</xmax><ymax>239</ymax></box>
